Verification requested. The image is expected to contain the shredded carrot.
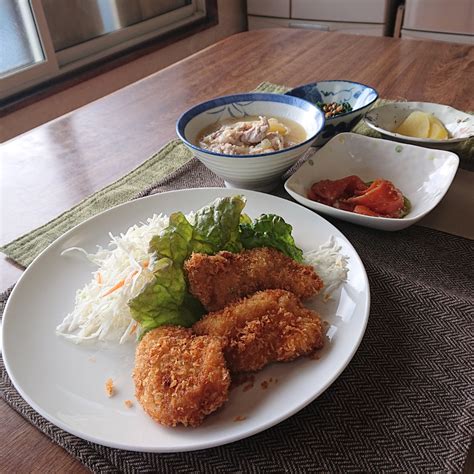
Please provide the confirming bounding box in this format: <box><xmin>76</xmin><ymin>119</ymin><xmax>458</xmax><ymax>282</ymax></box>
<box><xmin>101</xmin><ymin>270</ymin><xmax>139</xmax><ymax>297</ymax></box>
<box><xmin>142</xmin><ymin>260</ymin><xmax>149</xmax><ymax>268</ymax></box>
<box><xmin>130</xmin><ymin>322</ymin><xmax>138</xmax><ymax>335</ymax></box>
<box><xmin>96</xmin><ymin>272</ymin><xmax>102</xmax><ymax>285</ymax></box>
<box><xmin>102</xmin><ymin>279</ymin><xmax>125</xmax><ymax>297</ymax></box>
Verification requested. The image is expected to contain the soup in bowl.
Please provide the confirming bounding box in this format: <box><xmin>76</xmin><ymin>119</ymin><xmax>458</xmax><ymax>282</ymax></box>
<box><xmin>176</xmin><ymin>93</ymin><xmax>325</xmax><ymax>191</ymax></box>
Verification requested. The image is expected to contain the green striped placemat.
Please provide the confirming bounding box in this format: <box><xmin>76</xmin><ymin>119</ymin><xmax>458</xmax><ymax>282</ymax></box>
<box><xmin>1</xmin><ymin>82</ymin><xmax>472</xmax><ymax>267</ymax></box>
<box><xmin>1</xmin><ymin>140</ymin><xmax>193</xmax><ymax>267</ymax></box>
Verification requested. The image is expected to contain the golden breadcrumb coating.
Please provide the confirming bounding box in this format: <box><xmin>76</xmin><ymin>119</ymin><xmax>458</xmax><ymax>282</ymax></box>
<box><xmin>133</xmin><ymin>326</ymin><xmax>230</xmax><ymax>427</ymax></box>
<box><xmin>184</xmin><ymin>247</ymin><xmax>323</xmax><ymax>311</ymax></box>
<box><xmin>105</xmin><ymin>378</ymin><xmax>115</xmax><ymax>398</ymax></box>
<box><xmin>193</xmin><ymin>289</ymin><xmax>325</xmax><ymax>373</ymax></box>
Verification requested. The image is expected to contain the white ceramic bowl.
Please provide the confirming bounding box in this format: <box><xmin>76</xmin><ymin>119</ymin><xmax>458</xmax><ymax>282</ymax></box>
<box><xmin>176</xmin><ymin>93</ymin><xmax>325</xmax><ymax>191</ymax></box>
<box><xmin>286</xmin><ymin>80</ymin><xmax>378</xmax><ymax>146</ymax></box>
<box><xmin>284</xmin><ymin>133</ymin><xmax>459</xmax><ymax>231</ymax></box>
<box><xmin>364</xmin><ymin>102</ymin><xmax>474</xmax><ymax>149</ymax></box>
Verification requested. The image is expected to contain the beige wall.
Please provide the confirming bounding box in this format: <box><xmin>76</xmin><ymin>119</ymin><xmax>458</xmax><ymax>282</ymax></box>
<box><xmin>1</xmin><ymin>0</ymin><xmax>247</xmax><ymax>143</ymax></box>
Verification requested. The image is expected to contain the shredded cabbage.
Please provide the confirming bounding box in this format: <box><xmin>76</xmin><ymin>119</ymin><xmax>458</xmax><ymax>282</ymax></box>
<box><xmin>56</xmin><ymin>214</ymin><xmax>170</xmax><ymax>344</ymax></box>
<box><xmin>304</xmin><ymin>237</ymin><xmax>350</xmax><ymax>300</ymax></box>
<box><xmin>57</xmin><ymin>216</ymin><xmax>349</xmax><ymax>345</ymax></box>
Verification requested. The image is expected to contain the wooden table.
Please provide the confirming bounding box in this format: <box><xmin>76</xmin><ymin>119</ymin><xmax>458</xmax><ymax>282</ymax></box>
<box><xmin>1</xmin><ymin>29</ymin><xmax>473</xmax><ymax>472</ymax></box>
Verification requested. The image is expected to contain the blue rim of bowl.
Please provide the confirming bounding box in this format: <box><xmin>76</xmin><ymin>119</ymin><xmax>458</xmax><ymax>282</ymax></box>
<box><xmin>285</xmin><ymin>80</ymin><xmax>379</xmax><ymax>122</ymax></box>
<box><xmin>176</xmin><ymin>92</ymin><xmax>326</xmax><ymax>159</ymax></box>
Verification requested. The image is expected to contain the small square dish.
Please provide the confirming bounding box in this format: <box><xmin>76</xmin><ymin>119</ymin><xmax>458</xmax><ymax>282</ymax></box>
<box><xmin>284</xmin><ymin>133</ymin><xmax>459</xmax><ymax>231</ymax></box>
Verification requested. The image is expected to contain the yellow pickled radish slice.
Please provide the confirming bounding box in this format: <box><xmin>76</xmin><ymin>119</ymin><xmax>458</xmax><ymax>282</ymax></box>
<box><xmin>428</xmin><ymin>115</ymin><xmax>449</xmax><ymax>140</ymax></box>
<box><xmin>396</xmin><ymin>111</ymin><xmax>430</xmax><ymax>138</ymax></box>
<box><xmin>428</xmin><ymin>121</ymin><xmax>449</xmax><ymax>140</ymax></box>
<box><xmin>268</xmin><ymin>118</ymin><xmax>288</xmax><ymax>135</ymax></box>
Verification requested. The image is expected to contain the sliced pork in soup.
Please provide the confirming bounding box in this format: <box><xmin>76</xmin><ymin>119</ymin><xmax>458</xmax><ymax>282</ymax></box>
<box><xmin>198</xmin><ymin>115</ymin><xmax>306</xmax><ymax>155</ymax></box>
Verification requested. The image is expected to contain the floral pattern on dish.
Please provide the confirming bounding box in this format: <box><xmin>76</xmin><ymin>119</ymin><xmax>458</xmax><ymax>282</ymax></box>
<box><xmin>286</xmin><ymin>81</ymin><xmax>378</xmax><ymax>146</ymax></box>
<box><xmin>206</xmin><ymin>102</ymin><xmax>254</xmax><ymax>121</ymax></box>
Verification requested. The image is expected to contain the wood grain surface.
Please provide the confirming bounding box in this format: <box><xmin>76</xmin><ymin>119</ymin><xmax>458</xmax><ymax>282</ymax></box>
<box><xmin>1</xmin><ymin>29</ymin><xmax>473</xmax><ymax>472</ymax></box>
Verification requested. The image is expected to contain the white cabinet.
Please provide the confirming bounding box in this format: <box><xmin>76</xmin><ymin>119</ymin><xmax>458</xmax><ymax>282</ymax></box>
<box><xmin>248</xmin><ymin>16</ymin><xmax>384</xmax><ymax>36</ymax></box>
<box><xmin>292</xmin><ymin>0</ymin><xmax>386</xmax><ymax>23</ymax></box>
<box><xmin>290</xmin><ymin>20</ymin><xmax>384</xmax><ymax>36</ymax></box>
<box><xmin>401</xmin><ymin>0</ymin><xmax>474</xmax><ymax>45</ymax></box>
<box><xmin>403</xmin><ymin>0</ymin><xmax>473</xmax><ymax>35</ymax></box>
<box><xmin>401</xmin><ymin>29</ymin><xmax>474</xmax><ymax>45</ymax></box>
<box><xmin>247</xmin><ymin>0</ymin><xmax>289</xmax><ymax>18</ymax></box>
<box><xmin>248</xmin><ymin>16</ymin><xmax>290</xmax><ymax>30</ymax></box>
<box><xmin>247</xmin><ymin>0</ymin><xmax>387</xmax><ymax>36</ymax></box>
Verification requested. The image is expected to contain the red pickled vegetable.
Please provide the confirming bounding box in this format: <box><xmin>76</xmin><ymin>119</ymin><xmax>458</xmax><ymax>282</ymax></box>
<box><xmin>346</xmin><ymin>179</ymin><xmax>404</xmax><ymax>216</ymax></box>
<box><xmin>353</xmin><ymin>205</ymin><xmax>381</xmax><ymax>217</ymax></box>
<box><xmin>308</xmin><ymin>175</ymin><xmax>368</xmax><ymax>205</ymax></box>
<box><xmin>307</xmin><ymin>175</ymin><xmax>407</xmax><ymax>219</ymax></box>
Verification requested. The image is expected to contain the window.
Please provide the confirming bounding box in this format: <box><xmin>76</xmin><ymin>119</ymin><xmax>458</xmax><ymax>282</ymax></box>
<box><xmin>0</xmin><ymin>0</ymin><xmax>210</xmax><ymax>101</ymax></box>
<box><xmin>1</xmin><ymin>1</ymin><xmax>45</xmax><ymax>76</ymax></box>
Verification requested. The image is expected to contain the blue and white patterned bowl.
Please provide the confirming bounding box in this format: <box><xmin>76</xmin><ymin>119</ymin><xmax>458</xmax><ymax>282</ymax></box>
<box><xmin>176</xmin><ymin>93</ymin><xmax>325</xmax><ymax>191</ymax></box>
<box><xmin>286</xmin><ymin>80</ymin><xmax>378</xmax><ymax>146</ymax></box>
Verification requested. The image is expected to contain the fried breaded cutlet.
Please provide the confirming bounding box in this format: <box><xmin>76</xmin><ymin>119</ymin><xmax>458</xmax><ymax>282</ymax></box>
<box><xmin>133</xmin><ymin>326</ymin><xmax>230</xmax><ymax>427</ymax></box>
<box><xmin>193</xmin><ymin>289</ymin><xmax>325</xmax><ymax>373</ymax></box>
<box><xmin>184</xmin><ymin>247</ymin><xmax>323</xmax><ymax>311</ymax></box>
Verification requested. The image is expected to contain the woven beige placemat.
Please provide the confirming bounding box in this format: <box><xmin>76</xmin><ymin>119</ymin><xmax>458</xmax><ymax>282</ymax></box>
<box><xmin>1</xmin><ymin>82</ymin><xmax>472</xmax><ymax>267</ymax></box>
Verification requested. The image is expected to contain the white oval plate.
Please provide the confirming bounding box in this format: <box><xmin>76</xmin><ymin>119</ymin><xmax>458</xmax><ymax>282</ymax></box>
<box><xmin>2</xmin><ymin>188</ymin><xmax>369</xmax><ymax>452</ymax></box>
<box><xmin>364</xmin><ymin>101</ymin><xmax>474</xmax><ymax>149</ymax></box>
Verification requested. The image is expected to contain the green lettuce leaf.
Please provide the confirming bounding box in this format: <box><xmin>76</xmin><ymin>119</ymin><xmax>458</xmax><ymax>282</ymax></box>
<box><xmin>149</xmin><ymin>212</ymin><xmax>193</xmax><ymax>265</ymax></box>
<box><xmin>128</xmin><ymin>196</ymin><xmax>246</xmax><ymax>335</ymax></box>
<box><xmin>128</xmin><ymin>258</ymin><xmax>205</xmax><ymax>332</ymax></box>
<box><xmin>191</xmin><ymin>195</ymin><xmax>245</xmax><ymax>254</ymax></box>
<box><xmin>240</xmin><ymin>214</ymin><xmax>304</xmax><ymax>263</ymax></box>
